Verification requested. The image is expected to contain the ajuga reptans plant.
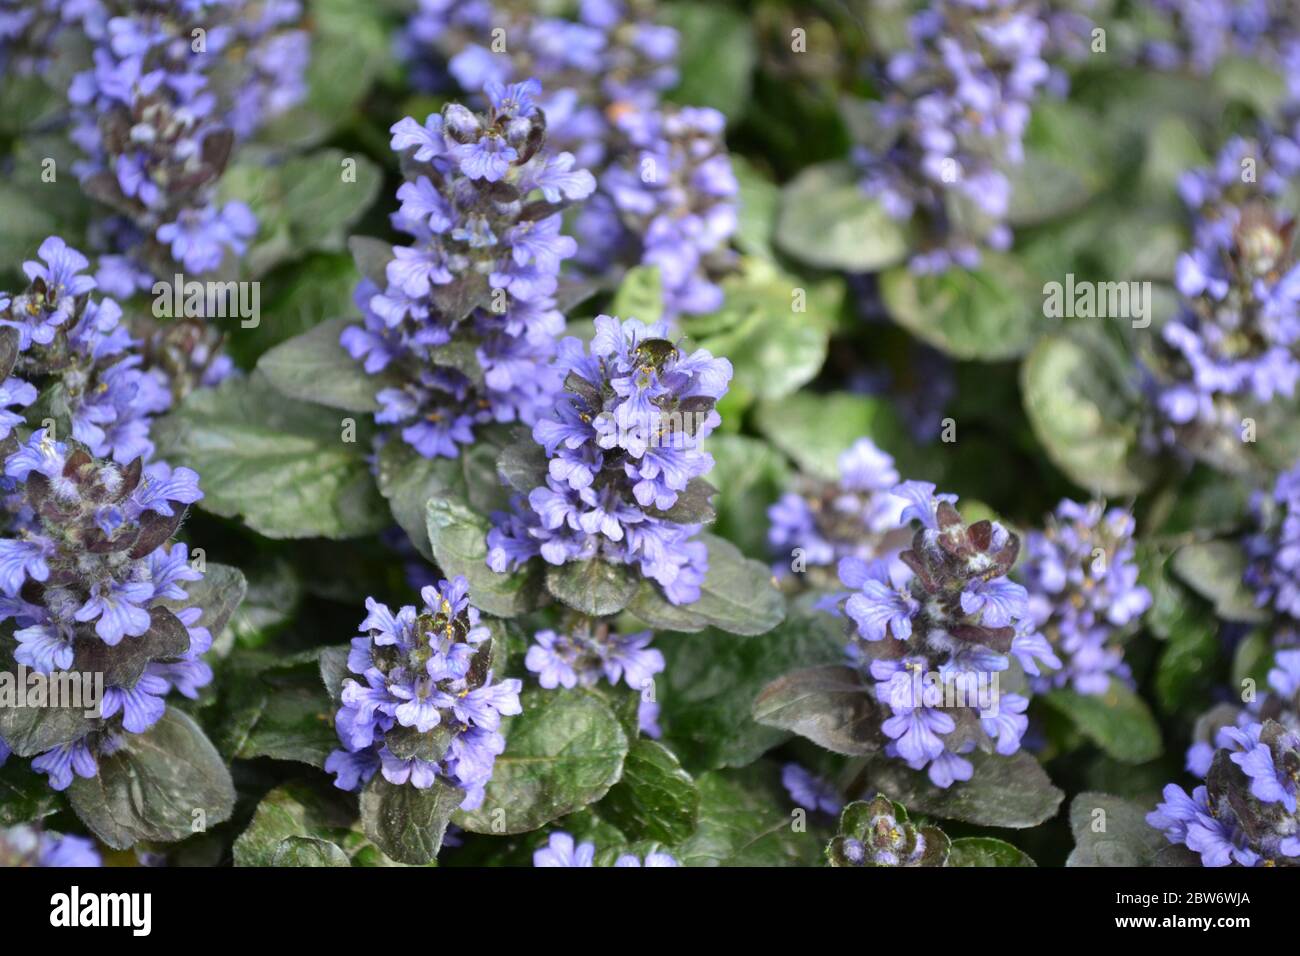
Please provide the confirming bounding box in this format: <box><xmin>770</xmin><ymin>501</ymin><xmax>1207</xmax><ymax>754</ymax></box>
<box><xmin>852</xmin><ymin>0</ymin><xmax>1052</xmax><ymax>272</ymax></box>
<box><xmin>402</xmin><ymin>0</ymin><xmax>737</xmax><ymax>318</ymax></box>
<box><xmin>834</xmin><ymin>481</ymin><xmax>1057</xmax><ymax>787</ymax></box>
<box><xmin>487</xmin><ymin>314</ymin><xmax>732</xmax><ymax>606</ymax></box>
<box><xmin>1018</xmin><ymin>499</ymin><xmax>1151</xmax><ymax>695</ymax></box>
<box><xmin>344</xmin><ymin>79</ymin><xmax>596</xmax><ymax>459</ymax></box>
<box><xmin>325</xmin><ymin>576</ymin><xmax>522</xmax><ymax>810</ymax></box>
<box><xmin>63</xmin><ymin>1</ymin><xmax>309</xmax><ymax>291</ymax></box>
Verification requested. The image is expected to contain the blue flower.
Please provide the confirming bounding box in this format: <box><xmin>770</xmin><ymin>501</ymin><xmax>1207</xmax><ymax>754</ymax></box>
<box><xmin>781</xmin><ymin>763</ymin><xmax>843</xmax><ymax>816</ymax></box>
<box><xmin>1148</xmin><ymin>135</ymin><xmax>1300</xmax><ymax>460</ymax></box>
<box><xmin>0</xmin><ymin>825</ymin><xmax>101</xmax><ymax>867</ymax></box>
<box><xmin>533</xmin><ymin>832</ymin><xmax>595</xmax><ymax>867</ymax></box>
<box><xmin>833</xmin><ymin>484</ymin><xmax>1049</xmax><ymax>788</ymax></box>
<box><xmin>401</xmin><ymin>2</ymin><xmax>731</xmax><ymax>318</ymax></box>
<box><xmin>532</xmin><ymin>831</ymin><xmax>678</xmax><ymax>867</ymax></box>
<box><xmin>0</xmin><ymin>428</ymin><xmax>216</xmax><ymax>791</ymax></box>
<box><xmin>1018</xmin><ymin>500</ymin><xmax>1150</xmax><ymax>694</ymax></box>
<box><xmin>488</xmin><ymin>315</ymin><xmax>731</xmax><ymax>605</ymax></box>
<box><xmin>767</xmin><ymin>439</ymin><xmax>906</xmax><ymax>582</ymax></box>
<box><xmin>845</xmin><ymin>574</ymin><xmax>917</xmax><ymax>642</ymax></box>
<box><xmin>1153</xmin><ymin>717</ymin><xmax>1300</xmax><ymax>866</ymax></box>
<box><xmin>31</xmin><ymin>739</ymin><xmax>98</xmax><ymax>792</ymax></box>
<box><xmin>326</xmin><ymin>577</ymin><xmax>522</xmax><ymax>810</ymax></box>
<box><xmin>345</xmin><ymin>83</ymin><xmax>593</xmax><ymax>459</ymax></box>
<box><xmin>61</xmin><ymin>2</ymin><xmax>308</xmax><ymax>282</ymax></box>
<box><xmin>524</xmin><ymin>623</ymin><xmax>664</xmax><ymax>737</ymax></box>
<box><xmin>851</xmin><ymin>0</ymin><xmax>1051</xmax><ymax>271</ymax></box>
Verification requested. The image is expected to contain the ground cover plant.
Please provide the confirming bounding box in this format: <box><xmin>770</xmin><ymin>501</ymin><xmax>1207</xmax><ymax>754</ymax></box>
<box><xmin>2</xmin><ymin>0</ymin><xmax>1300</xmax><ymax>871</ymax></box>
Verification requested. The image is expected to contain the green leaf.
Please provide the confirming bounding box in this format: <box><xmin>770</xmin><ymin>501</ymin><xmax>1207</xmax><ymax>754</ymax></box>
<box><xmin>225</xmin><ymin>559</ymin><xmax>296</xmax><ymax>649</ymax></box>
<box><xmin>496</xmin><ymin>436</ymin><xmax>549</xmax><ymax>494</ymax></box>
<box><xmin>1232</xmin><ymin>629</ymin><xmax>1275</xmax><ymax>692</ymax></box>
<box><xmin>662</xmin><ymin>2</ymin><xmax>756</xmax><ymax>121</ymax></box>
<box><xmin>947</xmin><ymin>837</ymin><xmax>1036</xmax><ymax>867</ymax></box>
<box><xmin>269</xmin><ymin>837</ymin><xmax>352</xmax><ymax>866</ymax></box>
<box><xmin>221</xmin><ymin>657</ymin><xmax>338</xmax><ymax>768</ymax></box>
<box><xmin>600</xmin><ymin>739</ymin><xmax>700</xmax><ymax>844</ymax></box>
<box><xmin>674</xmin><ymin>766</ymin><xmax>821</xmax><ymax>866</ymax></box>
<box><xmin>221</xmin><ymin>149</ymin><xmax>382</xmax><ymax>276</ymax></box>
<box><xmin>1021</xmin><ymin>329</ymin><xmax>1158</xmax><ymax>496</ymax></box>
<box><xmin>1155</xmin><ymin>593</ymin><xmax>1220</xmax><ymax>713</ymax></box>
<box><xmin>1140</xmin><ymin>117</ymin><xmax>1210</xmax><ymax>197</ymax></box>
<box><xmin>258</xmin><ymin>317</ymin><xmax>388</xmax><ymax>413</ymax></box>
<box><xmin>68</xmin><ymin>708</ymin><xmax>235</xmax><ymax>850</ymax></box>
<box><xmin>659</xmin><ymin>594</ymin><xmax>846</xmax><ymax>769</ymax></box>
<box><xmin>73</xmin><ymin>606</ymin><xmax>192</xmax><ymax>689</ymax></box>
<box><xmin>626</xmin><ymin>533</ymin><xmax>785</xmax><ymax>636</ymax></box>
<box><xmin>152</xmin><ymin>371</ymin><xmax>387</xmax><ymax>539</ymax></box>
<box><xmin>609</xmin><ymin>266</ymin><xmax>663</xmax><ymax>325</ymax></box>
<box><xmin>880</xmin><ymin>253</ymin><xmax>1040</xmax><ymax>361</ymax></box>
<box><xmin>0</xmin><ymin>758</ymin><xmax>58</xmax><ymax>827</ymax></box>
<box><xmin>753</xmin><ymin>665</ymin><xmax>882</xmax><ymax>756</ymax></box>
<box><xmin>683</xmin><ymin>258</ymin><xmax>837</xmax><ymax>403</ymax></box>
<box><xmin>319</xmin><ymin>645</ymin><xmax>351</xmax><ymax>706</ymax></box>
<box><xmin>234</xmin><ymin>783</ymin><xmax>405</xmax><ymax>867</ymax></box>
<box><xmin>1066</xmin><ymin>791</ymin><xmax>1166</xmax><ymax>867</ymax></box>
<box><xmin>546</xmin><ymin>560</ymin><xmax>639</xmax><ymax>616</ymax></box>
<box><xmin>375</xmin><ymin>439</ymin><xmax>462</xmax><ymax>560</ymax></box>
<box><xmin>1006</xmin><ymin>100</ymin><xmax>1115</xmax><ymax>227</ymax></box>
<box><xmin>0</xmin><ymin>637</ymin><xmax>97</xmax><ymax>757</ymax></box>
<box><xmin>754</xmin><ymin>391</ymin><xmax>905</xmax><ymax>482</ymax></box>
<box><xmin>869</xmin><ymin>751</ymin><xmax>1063</xmax><ymax>829</ymax></box>
<box><xmin>156</xmin><ymin>562</ymin><xmax>247</xmax><ymax>646</ymax></box>
<box><xmin>1170</xmin><ymin>541</ymin><xmax>1269</xmax><ymax>623</ymax></box>
<box><xmin>730</xmin><ymin>155</ymin><xmax>779</xmax><ymax>259</ymax></box>
<box><xmin>1212</xmin><ymin>55</ymin><xmax>1288</xmax><ymax>115</ymax></box>
<box><xmin>227</xmin><ymin>254</ymin><xmax>359</xmax><ymax>366</ymax></box>
<box><xmin>360</xmin><ymin>777</ymin><xmax>464</xmax><ymax>865</ymax></box>
<box><xmin>0</xmin><ymin>181</ymin><xmax>70</xmax><ymax>267</ymax></box>
<box><xmin>1044</xmin><ymin>680</ymin><xmax>1163</xmax><ymax>764</ymax></box>
<box><xmin>775</xmin><ymin>161</ymin><xmax>908</xmax><ymax>272</ymax></box>
<box><xmin>456</xmin><ymin>688</ymin><xmax>629</xmax><ymax>834</ymax></box>
<box><xmin>704</xmin><ymin>434</ymin><xmax>792</xmax><ymax>558</ymax></box>
<box><xmin>425</xmin><ymin>496</ymin><xmax>544</xmax><ymax>617</ymax></box>
<box><xmin>253</xmin><ymin>0</ymin><xmax>389</xmax><ymax>148</ymax></box>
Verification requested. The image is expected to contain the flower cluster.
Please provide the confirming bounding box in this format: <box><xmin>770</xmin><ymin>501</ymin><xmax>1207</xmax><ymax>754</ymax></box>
<box><xmin>836</xmin><ymin>481</ymin><xmax>1057</xmax><ymax>787</ymax></box>
<box><xmin>0</xmin><ymin>237</ymin><xmax>172</xmax><ymax>464</ymax></box>
<box><xmin>526</xmin><ymin>620</ymin><xmax>663</xmax><ymax>736</ymax></box>
<box><xmin>575</xmin><ymin>104</ymin><xmax>738</xmax><ymax>318</ymax></box>
<box><xmin>1244</xmin><ymin>462</ymin><xmax>1300</xmax><ymax>643</ymax></box>
<box><xmin>0</xmin><ymin>429</ymin><xmax>210</xmax><ymax>790</ymax></box>
<box><xmin>781</xmin><ymin>763</ymin><xmax>843</xmax><ymax>816</ymax></box>
<box><xmin>1018</xmin><ymin>499</ymin><xmax>1151</xmax><ymax>694</ymax></box>
<box><xmin>853</xmin><ymin>0</ymin><xmax>1052</xmax><ymax>272</ymax></box>
<box><xmin>1149</xmin><ymin>714</ymin><xmax>1300</xmax><ymax>866</ymax></box>
<box><xmin>0</xmin><ymin>0</ymin><xmax>63</xmax><ymax>77</ymax></box>
<box><xmin>826</xmin><ymin>795</ymin><xmax>949</xmax><ymax>867</ymax></box>
<box><xmin>403</xmin><ymin>0</ymin><xmax>678</xmax><ymax>160</ymax></box>
<box><xmin>533</xmin><ymin>830</ymin><xmax>678</xmax><ymax>867</ymax></box>
<box><xmin>324</xmin><ymin>577</ymin><xmax>523</xmax><ymax>810</ymax></box>
<box><xmin>403</xmin><ymin>0</ymin><xmax>736</xmax><ymax>318</ymax></box>
<box><xmin>0</xmin><ymin>825</ymin><xmax>101</xmax><ymax>867</ymax></box>
<box><xmin>1147</xmin><ymin>135</ymin><xmax>1300</xmax><ymax>463</ymax></box>
<box><xmin>342</xmin><ymin>80</ymin><xmax>596</xmax><ymax>459</ymax></box>
<box><xmin>767</xmin><ymin>437</ymin><xmax>906</xmax><ymax>585</ymax></box>
<box><xmin>1143</xmin><ymin>0</ymin><xmax>1300</xmax><ymax>80</ymax></box>
<box><xmin>63</xmin><ymin>0</ymin><xmax>309</xmax><ymax>289</ymax></box>
<box><xmin>486</xmin><ymin>315</ymin><xmax>732</xmax><ymax>605</ymax></box>
<box><xmin>1185</xmin><ymin>649</ymin><xmax>1300</xmax><ymax>779</ymax></box>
